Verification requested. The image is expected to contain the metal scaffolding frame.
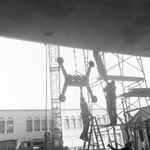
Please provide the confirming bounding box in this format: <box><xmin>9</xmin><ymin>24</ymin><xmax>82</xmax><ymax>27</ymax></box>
<box><xmin>48</xmin><ymin>45</ymin><xmax>150</xmax><ymax>149</ymax></box>
<box><xmin>92</xmin><ymin>51</ymin><xmax>150</xmax><ymax>148</ymax></box>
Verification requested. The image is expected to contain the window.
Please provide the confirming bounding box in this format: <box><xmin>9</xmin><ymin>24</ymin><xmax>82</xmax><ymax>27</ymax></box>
<box><xmin>7</xmin><ymin>117</ymin><xmax>13</xmax><ymax>133</ymax></box>
<box><xmin>0</xmin><ymin>118</ymin><xmax>5</xmax><ymax>133</ymax></box>
<box><xmin>70</xmin><ymin>116</ymin><xmax>76</xmax><ymax>129</ymax></box>
<box><xmin>76</xmin><ymin>116</ymin><xmax>82</xmax><ymax>129</ymax></box>
<box><xmin>26</xmin><ymin>117</ymin><xmax>33</xmax><ymax>132</ymax></box>
<box><xmin>42</xmin><ymin>117</ymin><xmax>47</xmax><ymax>131</ymax></box>
<box><xmin>63</xmin><ymin>116</ymin><xmax>69</xmax><ymax>129</ymax></box>
<box><xmin>34</xmin><ymin>117</ymin><xmax>40</xmax><ymax>131</ymax></box>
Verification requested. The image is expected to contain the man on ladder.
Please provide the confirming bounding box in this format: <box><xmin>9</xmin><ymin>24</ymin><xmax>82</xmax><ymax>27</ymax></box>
<box><xmin>79</xmin><ymin>87</ymin><xmax>106</xmax><ymax>150</ymax></box>
<box><xmin>93</xmin><ymin>51</ymin><xmax>117</xmax><ymax>125</ymax></box>
<box><xmin>103</xmin><ymin>80</ymin><xmax>117</xmax><ymax>125</ymax></box>
<box><xmin>79</xmin><ymin>87</ymin><xmax>92</xmax><ymax>141</ymax></box>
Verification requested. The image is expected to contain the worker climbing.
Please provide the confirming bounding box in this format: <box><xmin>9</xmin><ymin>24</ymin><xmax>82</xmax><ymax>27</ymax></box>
<box><xmin>79</xmin><ymin>87</ymin><xmax>91</xmax><ymax>141</ymax></box>
<box><xmin>103</xmin><ymin>80</ymin><xmax>117</xmax><ymax>125</ymax></box>
<box><xmin>93</xmin><ymin>51</ymin><xmax>117</xmax><ymax>125</ymax></box>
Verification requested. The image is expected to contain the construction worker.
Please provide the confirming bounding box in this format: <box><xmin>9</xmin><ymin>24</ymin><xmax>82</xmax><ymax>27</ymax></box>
<box><xmin>79</xmin><ymin>87</ymin><xmax>91</xmax><ymax>141</ymax></box>
<box><xmin>103</xmin><ymin>80</ymin><xmax>117</xmax><ymax>125</ymax></box>
<box><xmin>44</xmin><ymin>132</ymin><xmax>52</xmax><ymax>150</ymax></box>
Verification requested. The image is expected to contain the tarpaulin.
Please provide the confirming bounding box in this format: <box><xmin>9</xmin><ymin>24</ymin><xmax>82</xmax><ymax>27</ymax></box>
<box><xmin>129</xmin><ymin>107</ymin><xmax>150</xmax><ymax>124</ymax></box>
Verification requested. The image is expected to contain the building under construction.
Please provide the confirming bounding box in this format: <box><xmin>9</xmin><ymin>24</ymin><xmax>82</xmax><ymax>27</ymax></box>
<box><xmin>0</xmin><ymin>1</ymin><xmax>150</xmax><ymax>150</ymax></box>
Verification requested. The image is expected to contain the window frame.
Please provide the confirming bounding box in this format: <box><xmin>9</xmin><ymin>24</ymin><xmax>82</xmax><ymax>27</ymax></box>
<box><xmin>63</xmin><ymin>116</ymin><xmax>69</xmax><ymax>130</ymax></box>
<box><xmin>7</xmin><ymin>117</ymin><xmax>13</xmax><ymax>133</ymax></box>
<box><xmin>0</xmin><ymin>118</ymin><xmax>5</xmax><ymax>133</ymax></box>
<box><xmin>70</xmin><ymin>116</ymin><xmax>76</xmax><ymax>129</ymax></box>
<box><xmin>76</xmin><ymin>116</ymin><xmax>82</xmax><ymax>129</ymax></box>
<box><xmin>26</xmin><ymin>117</ymin><xmax>33</xmax><ymax>132</ymax></box>
<box><xmin>34</xmin><ymin>117</ymin><xmax>40</xmax><ymax>131</ymax></box>
<box><xmin>42</xmin><ymin>117</ymin><xmax>47</xmax><ymax>131</ymax></box>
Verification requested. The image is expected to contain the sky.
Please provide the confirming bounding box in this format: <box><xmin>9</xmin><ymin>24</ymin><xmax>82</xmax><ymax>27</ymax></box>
<box><xmin>0</xmin><ymin>37</ymin><xmax>150</xmax><ymax>110</ymax></box>
<box><xmin>0</xmin><ymin>37</ymin><xmax>47</xmax><ymax>109</ymax></box>
<box><xmin>0</xmin><ymin>37</ymin><xmax>89</xmax><ymax>110</ymax></box>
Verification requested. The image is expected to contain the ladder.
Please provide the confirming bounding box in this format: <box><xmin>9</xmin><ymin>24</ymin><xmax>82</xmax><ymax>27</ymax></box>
<box><xmin>83</xmin><ymin>116</ymin><xmax>106</xmax><ymax>150</ymax></box>
<box><xmin>99</xmin><ymin>114</ymin><xmax>120</xmax><ymax>149</ymax></box>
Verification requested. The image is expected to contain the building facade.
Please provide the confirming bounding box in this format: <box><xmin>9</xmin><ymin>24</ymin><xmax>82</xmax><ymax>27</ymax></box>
<box><xmin>0</xmin><ymin>109</ymin><xmax>123</xmax><ymax>149</ymax></box>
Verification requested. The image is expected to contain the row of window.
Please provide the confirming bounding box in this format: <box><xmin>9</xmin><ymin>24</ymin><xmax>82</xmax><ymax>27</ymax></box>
<box><xmin>27</xmin><ymin>116</ymin><xmax>84</xmax><ymax>131</ymax></box>
<box><xmin>63</xmin><ymin>116</ymin><xmax>82</xmax><ymax>130</ymax></box>
<box><xmin>0</xmin><ymin>116</ymin><xmax>83</xmax><ymax>133</ymax></box>
<box><xmin>63</xmin><ymin>115</ymin><xmax>110</xmax><ymax>130</ymax></box>
<box><xmin>0</xmin><ymin>118</ymin><xmax>13</xmax><ymax>133</ymax></box>
<box><xmin>0</xmin><ymin>115</ymin><xmax>109</xmax><ymax>133</ymax></box>
<box><xmin>0</xmin><ymin>117</ymin><xmax>49</xmax><ymax>133</ymax></box>
<box><xmin>26</xmin><ymin>116</ymin><xmax>50</xmax><ymax>132</ymax></box>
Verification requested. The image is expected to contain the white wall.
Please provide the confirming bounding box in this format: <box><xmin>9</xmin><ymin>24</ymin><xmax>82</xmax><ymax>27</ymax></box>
<box><xmin>0</xmin><ymin>109</ymin><xmax>123</xmax><ymax>149</ymax></box>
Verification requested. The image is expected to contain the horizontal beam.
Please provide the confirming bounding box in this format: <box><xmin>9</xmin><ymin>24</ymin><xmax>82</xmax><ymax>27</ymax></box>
<box><xmin>119</xmin><ymin>88</ymin><xmax>150</xmax><ymax>98</ymax></box>
<box><xmin>98</xmin><ymin>75</ymin><xmax>144</xmax><ymax>82</ymax></box>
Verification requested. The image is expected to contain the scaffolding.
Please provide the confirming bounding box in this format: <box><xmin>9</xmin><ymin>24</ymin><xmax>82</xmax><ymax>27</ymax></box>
<box><xmin>48</xmin><ymin>46</ymin><xmax>150</xmax><ymax>150</ymax></box>
<box><xmin>92</xmin><ymin>51</ymin><xmax>150</xmax><ymax>149</ymax></box>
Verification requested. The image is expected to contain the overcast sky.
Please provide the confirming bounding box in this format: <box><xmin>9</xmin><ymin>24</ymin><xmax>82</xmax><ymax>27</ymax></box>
<box><xmin>0</xmin><ymin>37</ymin><xmax>150</xmax><ymax>110</ymax></box>
<box><xmin>0</xmin><ymin>37</ymin><xmax>92</xmax><ymax>110</ymax></box>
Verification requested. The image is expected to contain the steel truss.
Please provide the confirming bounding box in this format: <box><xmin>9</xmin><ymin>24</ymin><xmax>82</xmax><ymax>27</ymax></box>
<box><xmin>48</xmin><ymin>45</ymin><xmax>63</xmax><ymax>149</ymax></box>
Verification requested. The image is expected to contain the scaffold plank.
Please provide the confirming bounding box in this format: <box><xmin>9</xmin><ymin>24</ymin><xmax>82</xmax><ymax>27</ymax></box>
<box><xmin>119</xmin><ymin>88</ymin><xmax>150</xmax><ymax>98</ymax></box>
<box><xmin>98</xmin><ymin>75</ymin><xmax>144</xmax><ymax>82</ymax></box>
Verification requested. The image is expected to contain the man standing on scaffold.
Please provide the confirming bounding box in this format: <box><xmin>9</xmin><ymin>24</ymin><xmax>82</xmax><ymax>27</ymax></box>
<box><xmin>79</xmin><ymin>86</ymin><xmax>92</xmax><ymax>141</ymax></box>
<box><xmin>103</xmin><ymin>80</ymin><xmax>117</xmax><ymax>125</ymax></box>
